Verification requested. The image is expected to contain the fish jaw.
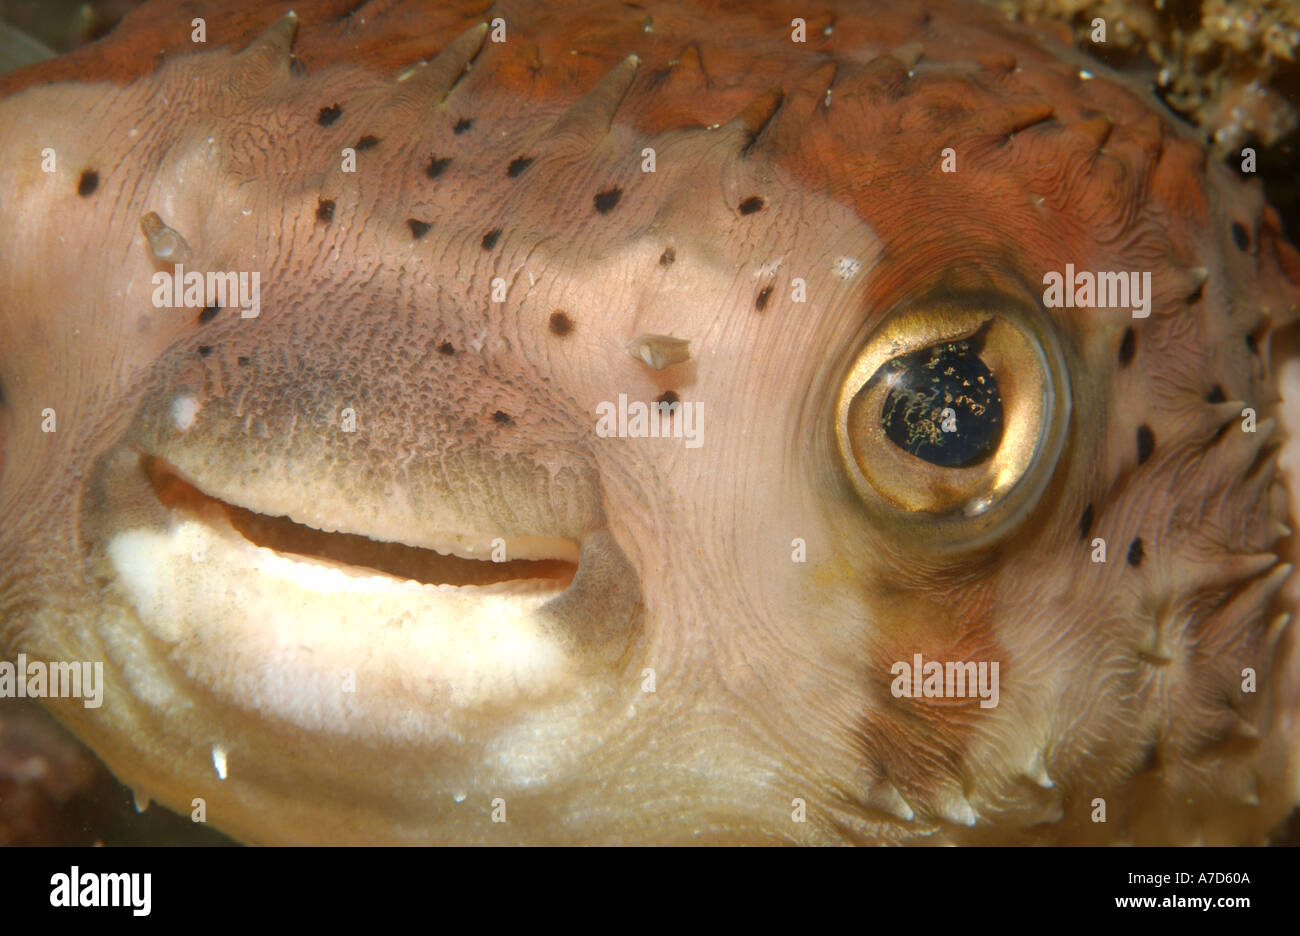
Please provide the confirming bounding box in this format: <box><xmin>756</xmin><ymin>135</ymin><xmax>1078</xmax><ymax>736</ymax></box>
<box><xmin>0</xmin><ymin>41</ymin><xmax>624</xmax><ymax>842</ymax></box>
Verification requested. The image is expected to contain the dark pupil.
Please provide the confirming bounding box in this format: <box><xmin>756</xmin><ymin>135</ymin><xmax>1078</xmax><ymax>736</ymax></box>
<box><xmin>879</xmin><ymin>340</ymin><xmax>1003</xmax><ymax>468</ymax></box>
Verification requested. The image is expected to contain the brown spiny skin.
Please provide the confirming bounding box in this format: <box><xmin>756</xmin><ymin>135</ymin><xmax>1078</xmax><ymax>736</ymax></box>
<box><xmin>1</xmin><ymin>0</ymin><xmax>1299</xmax><ymax>844</ymax></box>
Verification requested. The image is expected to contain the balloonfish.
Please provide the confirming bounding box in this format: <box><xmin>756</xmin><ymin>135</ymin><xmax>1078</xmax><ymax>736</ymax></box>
<box><xmin>1</xmin><ymin>0</ymin><xmax>1298</xmax><ymax>844</ymax></box>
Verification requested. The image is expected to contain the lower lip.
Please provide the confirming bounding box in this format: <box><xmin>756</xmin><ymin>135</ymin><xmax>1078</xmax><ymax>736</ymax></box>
<box><xmin>103</xmin><ymin>507</ymin><xmax>576</xmax><ymax>738</ymax></box>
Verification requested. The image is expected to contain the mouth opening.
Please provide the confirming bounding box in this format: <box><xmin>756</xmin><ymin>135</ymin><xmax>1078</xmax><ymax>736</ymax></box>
<box><xmin>141</xmin><ymin>455</ymin><xmax>578</xmax><ymax>589</ymax></box>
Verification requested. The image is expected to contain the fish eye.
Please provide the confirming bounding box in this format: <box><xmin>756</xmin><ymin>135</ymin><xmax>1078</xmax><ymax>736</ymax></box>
<box><xmin>835</xmin><ymin>288</ymin><xmax>1071</xmax><ymax>551</ymax></box>
<box><xmin>878</xmin><ymin>330</ymin><xmax>1004</xmax><ymax>468</ymax></box>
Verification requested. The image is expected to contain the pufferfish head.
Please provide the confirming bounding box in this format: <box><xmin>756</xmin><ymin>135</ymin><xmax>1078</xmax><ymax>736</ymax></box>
<box><xmin>0</xmin><ymin>0</ymin><xmax>1298</xmax><ymax>844</ymax></box>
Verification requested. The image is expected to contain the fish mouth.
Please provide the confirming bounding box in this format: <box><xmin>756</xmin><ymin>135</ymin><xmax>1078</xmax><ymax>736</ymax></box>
<box><xmin>85</xmin><ymin>440</ymin><xmax>630</xmax><ymax>758</ymax></box>
<box><xmin>64</xmin><ymin>404</ymin><xmax>645</xmax><ymax>841</ymax></box>
<box><xmin>141</xmin><ymin>454</ymin><xmax>580</xmax><ymax>591</ymax></box>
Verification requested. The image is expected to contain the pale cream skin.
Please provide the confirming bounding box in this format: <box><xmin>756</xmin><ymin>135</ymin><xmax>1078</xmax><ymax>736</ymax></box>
<box><xmin>1</xmin><ymin>5</ymin><xmax>1299</xmax><ymax>843</ymax></box>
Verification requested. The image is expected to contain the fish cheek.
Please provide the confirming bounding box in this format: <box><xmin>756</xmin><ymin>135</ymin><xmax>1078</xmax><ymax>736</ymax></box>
<box><xmin>798</xmin><ymin>280</ymin><xmax>1086</xmax><ymax>828</ymax></box>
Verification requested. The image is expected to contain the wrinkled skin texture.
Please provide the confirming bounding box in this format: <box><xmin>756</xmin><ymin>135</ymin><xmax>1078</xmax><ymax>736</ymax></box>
<box><xmin>1</xmin><ymin>0</ymin><xmax>1299</xmax><ymax>844</ymax></box>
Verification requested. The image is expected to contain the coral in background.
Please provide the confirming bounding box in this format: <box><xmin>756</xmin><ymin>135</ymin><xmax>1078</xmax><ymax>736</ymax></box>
<box><xmin>999</xmin><ymin>0</ymin><xmax>1299</xmax><ymax>154</ymax></box>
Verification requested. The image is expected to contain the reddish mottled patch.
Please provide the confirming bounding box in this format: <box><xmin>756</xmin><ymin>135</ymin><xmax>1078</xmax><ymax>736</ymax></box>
<box><xmin>856</xmin><ymin>576</ymin><xmax>1007</xmax><ymax>801</ymax></box>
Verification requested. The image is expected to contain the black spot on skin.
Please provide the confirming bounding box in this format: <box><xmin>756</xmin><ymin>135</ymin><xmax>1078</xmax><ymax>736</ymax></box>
<box><xmin>1232</xmin><ymin>222</ymin><xmax>1250</xmax><ymax>251</ymax></box>
<box><xmin>739</xmin><ymin>195</ymin><xmax>764</xmax><ymax>215</ymax></box>
<box><xmin>318</xmin><ymin>103</ymin><xmax>342</xmax><ymax>126</ymax></box>
<box><xmin>77</xmin><ymin>169</ymin><xmax>98</xmax><ymax>197</ymax></box>
<box><xmin>355</xmin><ymin>135</ymin><xmax>380</xmax><ymax>151</ymax></box>
<box><xmin>1207</xmin><ymin>385</ymin><xmax>1226</xmax><ymax>404</ymax></box>
<box><xmin>1246</xmin><ymin>331</ymin><xmax>1259</xmax><ymax>355</ymax></box>
<box><xmin>237</xmin><ymin>356</ymin><xmax>251</xmax><ymax>367</ymax></box>
<box><xmin>659</xmin><ymin>247</ymin><xmax>675</xmax><ymax>266</ymax></box>
<box><xmin>481</xmin><ymin>229</ymin><xmax>502</xmax><ymax>250</ymax></box>
<box><xmin>655</xmin><ymin>389</ymin><xmax>679</xmax><ymax>408</ymax></box>
<box><xmin>408</xmin><ymin>219</ymin><xmax>431</xmax><ymax>239</ymax></box>
<box><xmin>1127</xmin><ymin>537</ymin><xmax>1144</xmax><ymax>567</ymax></box>
<box><xmin>549</xmin><ymin>311</ymin><xmax>573</xmax><ymax>336</ymax></box>
<box><xmin>316</xmin><ymin>198</ymin><xmax>335</xmax><ymax>223</ymax></box>
<box><xmin>1118</xmin><ymin>327</ymin><xmax>1135</xmax><ymax>367</ymax></box>
<box><xmin>492</xmin><ymin>410</ymin><xmax>513</xmax><ymax>425</ymax></box>
<box><xmin>1079</xmin><ymin>504</ymin><xmax>1093</xmax><ymax>541</ymax></box>
<box><xmin>453</xmin><ymin>117</ymin><xmax>473</xmax><ymax>134</ymax></box>
<box><xmin>426</xmin><ymin>156</ymin><xmax>451</xmax><ymax>179</ymax></box>
<box><xmin>1137</xmin><ymin>425</ymin><xmax>1155</xmax><ymax>464</ymax></box>
<box><xmin>755</xmin><ymin>285</ymin><xmax>773</xmax><ymax>311</ymax></box>
<box><xmin>197</xmin><ymin>345</ymin><xmax>213</xmax><ymax>358</ymax></box>
<box><xmin>198</xmin><ymin>304</ymin><xmax>220</xmax><ymax>325</ymax></box>
<box><xmin>594</xmin><ymin>187</ymin><xmax>622</xmax><ymax>213</ymax></box>
<box><xmin>1187</xmin><ymin>277</ymin><xmax>1205</xmax><ymax>304</ymax></box>
<box><xmin>438</xmin><ymin>342</ymin><xmax>455</xmax><ymax>356</ymax></box>
<box><xmin>507</xmin><ymin>156</ymin><xmax>534</xmax><ymax>177</ymax></box>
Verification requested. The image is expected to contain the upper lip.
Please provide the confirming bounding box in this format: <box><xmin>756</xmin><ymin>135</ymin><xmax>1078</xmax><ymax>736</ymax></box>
<box><xmin>142</xmin><ymin>454</ymin><xmax>579</xmax><ymax>588</ymax></box>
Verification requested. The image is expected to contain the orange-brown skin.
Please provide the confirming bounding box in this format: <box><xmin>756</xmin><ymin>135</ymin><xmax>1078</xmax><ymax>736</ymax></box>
<box><xmin>1</xmin><ymin>0</ymin><xmax>1298</xmax><ymax>843</ymax></box>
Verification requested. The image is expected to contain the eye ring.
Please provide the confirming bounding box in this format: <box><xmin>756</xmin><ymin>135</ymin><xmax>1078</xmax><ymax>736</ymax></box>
<box><xmin>833</xmin><ymin>287</ymin><xmax>1071</xmax><ymax>552</ymax></box>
